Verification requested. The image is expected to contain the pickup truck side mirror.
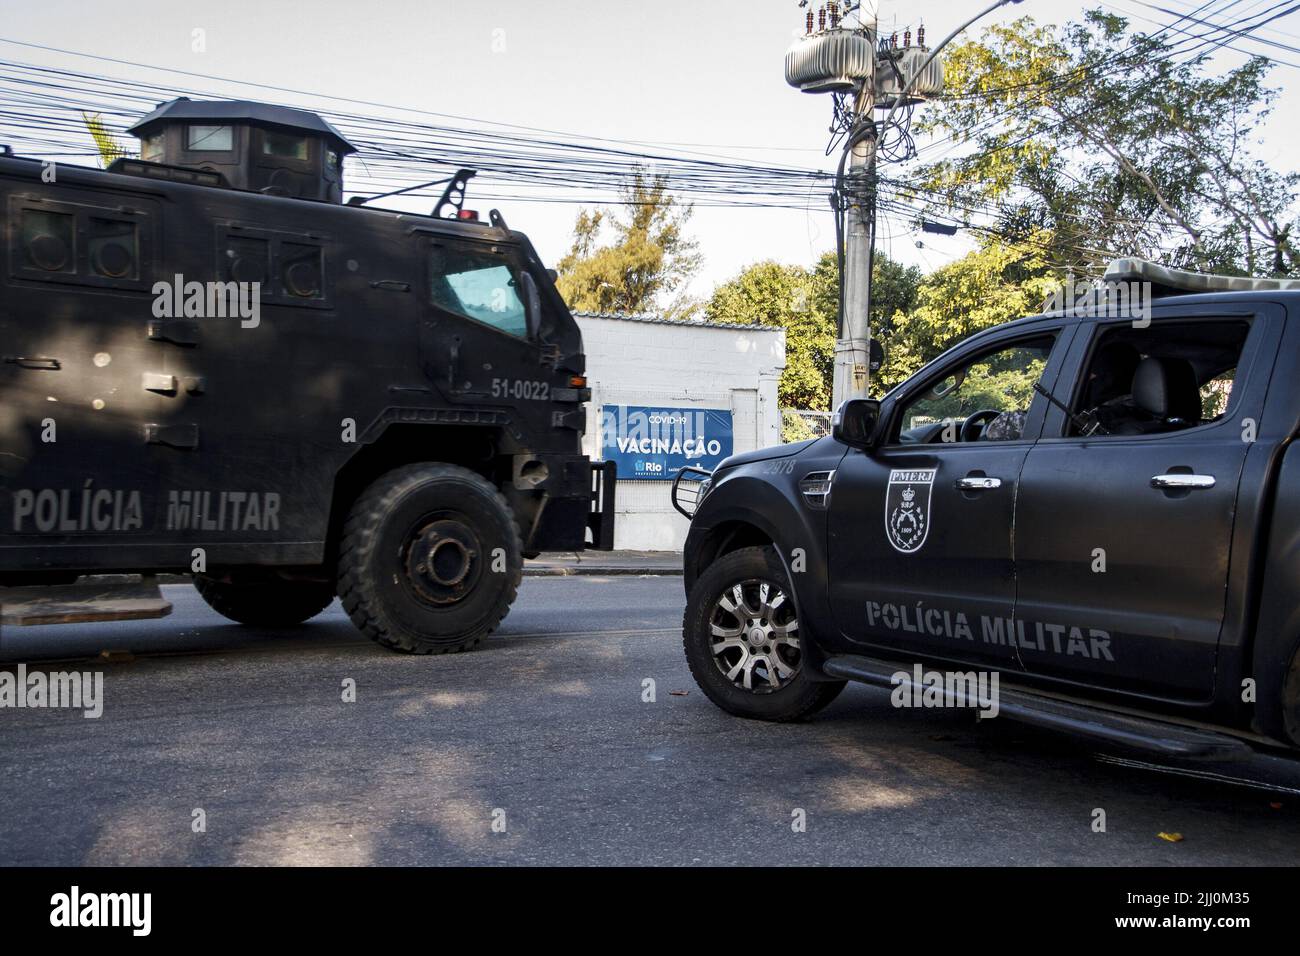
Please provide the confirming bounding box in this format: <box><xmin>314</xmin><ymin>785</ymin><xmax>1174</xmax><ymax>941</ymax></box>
<box><xmin>832</xmin><ymin>398</ymin><xmax>882</xmax><ymax>449</ymax></box>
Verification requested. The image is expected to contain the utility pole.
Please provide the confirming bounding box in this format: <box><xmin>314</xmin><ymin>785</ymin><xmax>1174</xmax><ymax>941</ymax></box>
<box><xmin>787</xmin><ymin>0</ymin><xmax>1024</xmax><ymax>410</ymax></box>
<box><xmin>834</xmin><ymin>69</ymin><xmax>877</xmax><ymax>407</ymax></box>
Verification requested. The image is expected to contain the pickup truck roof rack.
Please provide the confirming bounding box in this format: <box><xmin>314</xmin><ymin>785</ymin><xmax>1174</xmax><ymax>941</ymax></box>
<box><xmin>1105</xmin><ymin>257</ymin><xmax>1300</xmax><ymax>296</ymax></box>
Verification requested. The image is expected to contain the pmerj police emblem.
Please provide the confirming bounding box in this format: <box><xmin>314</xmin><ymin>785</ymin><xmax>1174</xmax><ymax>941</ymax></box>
<box><xmin>885</xmin><ymin>469</ymin><xmax>937</xmax><ymax>553</ymax></box>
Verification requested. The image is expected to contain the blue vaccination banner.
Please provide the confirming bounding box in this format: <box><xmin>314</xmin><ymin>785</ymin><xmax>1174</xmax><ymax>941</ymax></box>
<box><xmin>600</xmin><ymin>405</ymin><xmax>734</xmax><ymax>480</ymax></box>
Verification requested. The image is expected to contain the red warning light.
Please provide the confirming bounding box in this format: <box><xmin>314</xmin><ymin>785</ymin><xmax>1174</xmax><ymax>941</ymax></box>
<box><xmin>457</xmin><ymin>210</ymin><xmax>480</xmax><ymax>222</ymax></box>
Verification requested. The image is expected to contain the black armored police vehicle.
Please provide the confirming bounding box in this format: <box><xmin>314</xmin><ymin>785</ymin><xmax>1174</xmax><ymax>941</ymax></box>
<box><xmin>675</xmin><ymin>259</ymin><xmax>1300</xmax><ymax>763</ymax></box>
<box><xmin>0</xmin><ymin>98</ymin><xmax>614</xmax><ymax>653</ymax></box>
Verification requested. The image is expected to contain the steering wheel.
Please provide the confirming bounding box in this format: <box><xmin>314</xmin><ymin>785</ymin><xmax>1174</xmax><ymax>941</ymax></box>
<box><xmin>960</xmin><ymin>409</ymin><xmax>1003</xmax><ymax>443</ymax></box>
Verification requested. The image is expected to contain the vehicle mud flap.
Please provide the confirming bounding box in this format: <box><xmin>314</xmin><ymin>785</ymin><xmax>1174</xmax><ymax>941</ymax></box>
<box><xmin>587</xmin><ymin>460</ymin><xmax>617</xmax><ymax>550</ymax></box>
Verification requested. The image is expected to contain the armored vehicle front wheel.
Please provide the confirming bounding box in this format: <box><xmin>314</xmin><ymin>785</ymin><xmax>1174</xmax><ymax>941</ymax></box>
<box><xmin>193</xmin><ymin>575</ymin><xmax>335</xmax><ymax>627</ymax></box>
<box><xmin>338</xmin><ymin>463</ymin><xmax>523</xmax><ymax>654</ymax></box>
<box><xmin>683</xmin><ymin>545</ymin><xmax>845</xmax><ymax>722</ymax></box>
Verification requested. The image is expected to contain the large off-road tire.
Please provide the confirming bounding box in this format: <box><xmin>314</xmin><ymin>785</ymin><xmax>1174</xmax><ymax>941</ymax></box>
<box><xmin>337</xmin><ymin>463</ymin><xmax>522</xmax><ymax>654</ymax></box>
<box><xmin>193</xmin><ymin>575</ymin><xmax>335</xmax><ymax>627</ymax></box>
<box><xmin>683</xmin><ymin>545</ymin><xmax>845</xmax><ymax>722</ymax></box>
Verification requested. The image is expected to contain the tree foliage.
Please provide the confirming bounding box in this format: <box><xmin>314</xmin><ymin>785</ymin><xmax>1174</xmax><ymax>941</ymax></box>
<box><xmin>873</xmin><ymin>233</ymin><xmax>1058</xmax><ymax>393</ymax></box>
<box><xmin>81</xmin><ymin>112</ymin><xmax>125</xmax><ymax>168</ymax></box>
<box><xmin>913</xmin><ymin>9</ymin><xmax>1299</xmax><ymax>276</ymax></box>
<box><xmin>555</xmin><ymin>170</ymin><xmax>702</xmax><ymax>316</ymax></box>
<box><xmin>705</xmin><ymin>252</ymin><xmax>920</xmax><ymax>409</ymax></box>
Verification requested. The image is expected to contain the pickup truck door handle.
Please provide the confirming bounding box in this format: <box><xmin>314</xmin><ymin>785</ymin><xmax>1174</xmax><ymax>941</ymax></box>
<box><xmin>956</xmin><ymin>476</ymin><xmax>1002</xmax><ymax>491</ymax></box>
<box><xmin>1151</xmin><ymin>473</ymin><xmax>1216</xmax><ymax>490</ymax></box>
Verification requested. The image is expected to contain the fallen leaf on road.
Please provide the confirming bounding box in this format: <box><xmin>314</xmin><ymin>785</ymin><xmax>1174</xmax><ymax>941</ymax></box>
<box><xmin>1157</xmin><ymin>832</ymin><xmax>1184</xmax><ymax>843</ymax></box>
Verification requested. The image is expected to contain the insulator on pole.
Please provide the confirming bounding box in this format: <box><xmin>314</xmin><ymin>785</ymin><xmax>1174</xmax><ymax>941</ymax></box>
<box><xmin>890</xmin><ymin>32</ymin><xmax>898</xmax><ymax>49</ymax></box>
<box><xmin>904</xmin><ymin>28</ymin><xmax>912</xmax><ymax>48</ymax></box>
<box><xmin>917</xmin><ymin>24</ymin><xmax>926</xmax><ymax>46</ymax></box>
<box><xmin>818</xmin><ymin>7</ymin><xmax>826</xmax><ymax>31</ymax></box>
<box><xmin>828</xmin><ymin>2</ymin><xmax>840</xmax><ymax>28</ymax></box>
<box><xmin>806</xmin><ymin>10</ymin><xmax>815</xmax><ymax>34</ymax></box>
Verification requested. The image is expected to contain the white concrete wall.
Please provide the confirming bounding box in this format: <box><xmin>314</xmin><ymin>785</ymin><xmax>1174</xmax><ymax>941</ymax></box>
<box><xmin>575</xmin><ymin>314</ymin><xmax>786</xmax><ymax>551</ymax></box>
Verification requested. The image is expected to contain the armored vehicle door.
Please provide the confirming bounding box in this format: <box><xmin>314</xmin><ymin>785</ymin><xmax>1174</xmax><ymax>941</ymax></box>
<box><xmin>0</xmin><ymin>184</ymin><xmax>166</xmax><ymax>555</ymax></box>
<box><xmin>147</xmin><ymin>214</ymin><xmax>347</xmax><ymax>559</ymax></box>
<box><xmin>1016</xmin><ymin>307</ymin><xmax>1282</xmax><ymax>700</ymax></box>
<box><xmin>417</xmin><ymin>235</ymin><xmax>555</xmax><ymax>424</ymax></box>
<box><xmin>826</xmin><ymin>326</ymin><xmax>1075</xmax><ymax>668</ymax></box>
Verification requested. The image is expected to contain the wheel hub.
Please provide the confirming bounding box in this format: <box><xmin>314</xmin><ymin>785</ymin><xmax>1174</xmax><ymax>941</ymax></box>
<box><xmin>404</xmin><ymin>517</ymin><xmax>481</xmax><ymax>606</ymax></box>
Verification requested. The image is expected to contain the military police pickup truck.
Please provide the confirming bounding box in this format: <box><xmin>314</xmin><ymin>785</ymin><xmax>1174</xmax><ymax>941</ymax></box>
<box><xmin>676</xmin><ymin>260</ymin><xmax>1300</xmax><ymax>762</ymax></box>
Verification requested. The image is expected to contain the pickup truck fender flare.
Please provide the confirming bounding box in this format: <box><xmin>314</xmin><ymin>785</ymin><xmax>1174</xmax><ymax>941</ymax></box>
<box><xmin>684</xmin><ymin>473</ymin><xmax>839</xmax><ymax>675</ymax></box>
<box><xmin>1250</xmin><ymin>442</ymin><xmax>1300</xmax><ymax>742</ymax></box>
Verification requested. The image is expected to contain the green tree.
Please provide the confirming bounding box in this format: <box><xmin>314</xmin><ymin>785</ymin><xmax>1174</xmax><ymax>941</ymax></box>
<box><xmin>555</xmin><ymin>169</ymin><xmax>702</xmax><ymax>316</ymax></box>
<box><xmin>874</xmin><ymin>233</ymin><xmax>1058</xmax><ymax>393</ymax></box>
<box><xmin>911</xmin><ymin>9</ymin><xmax>1299</xmax><ymax>276</ymax></box>
<box><xmin>705</xmin><ymin>252</ymin><xmax>920</xmax><ymax>409</ymax></box>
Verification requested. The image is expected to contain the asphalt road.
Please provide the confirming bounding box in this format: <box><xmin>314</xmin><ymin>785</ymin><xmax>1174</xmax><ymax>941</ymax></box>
<box><xmin>1</xmin><ymin>577</ymin><xmax>1297</xmax><ymax>866</ymax></box>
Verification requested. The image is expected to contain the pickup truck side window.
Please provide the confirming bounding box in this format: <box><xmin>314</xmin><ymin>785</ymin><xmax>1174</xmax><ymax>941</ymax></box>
<box><xmin>892</xmin><ymin>335</ymin><xmax>1056</xmax><ymax>444</ymax></box>
<box><xmin>1062</xmin><ymin>320</ymin><xmax>1251</xmax><ymax>438</ymax></box>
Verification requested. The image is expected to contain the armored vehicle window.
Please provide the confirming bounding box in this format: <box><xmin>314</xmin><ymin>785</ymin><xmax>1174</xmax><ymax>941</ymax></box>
<box><xmin>224</xmin><ymin>235</ymin><xmax>270</xmax><ymax>285</ymax></box>
<box><xmin>280</xmin><ymin>242</ymin><xmax>323</xmax><ymax>298</ymax></box>
<box><xmin>1065</xmin><ymin>320</ymin><xmax>1251</xmax><ymax>438</ymax></box>
<box><xmin>263</xmin><ymin>132</ymin><xmax>309</xmax><ymax>160</ymax></box>
<box><xmin>216</xmin><ymin>225</ymin><xmax>331</xmax><ymax>308</ymax></box>
<box><xmin>140</xmin><ymin>133</ymin><xmax>165</xmax><ymax>162</ymax></box>
<box><xmin>88</xmin><ymin>218</ymin><xmax>138</xmax><ymax>280</ymax></box>
<box><xmin>9</xmin><ymin>196</ymin><xmax>154</xmax><ymax>291</ymax></box>
<box><xmin>187</xmin><ymin>125</ymin><xmax>234</xmax><ymax>151</ymax></box>
<box><xmin>18</xmin><ymin>208</ymin><xmax>75</xmax><ymax>274</ymax></box>
<box><xmin>429</xmin><ymin>245</ymin><xmax>529</xmax><ymax>338</ymax></box>
<box><xmin>895</xmin><ymin>335</ymin><xmax>1056</xmax><ymax>444</ymax></box>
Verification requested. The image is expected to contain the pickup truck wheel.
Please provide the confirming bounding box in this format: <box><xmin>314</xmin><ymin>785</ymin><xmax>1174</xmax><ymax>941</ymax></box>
<box><xmin>337</xmin><ymin>463</ymin><xmax>522</xmax><ymax>654</ymax></box>
<box><xmin>193</xmin><ymin>575</ymin><xmax>335</xmax><ymax>627</ymax></box>
<box><xmin>683</xmin><ymin>545</ymin><xmax>845</xmax><ymax>721</ymax></box>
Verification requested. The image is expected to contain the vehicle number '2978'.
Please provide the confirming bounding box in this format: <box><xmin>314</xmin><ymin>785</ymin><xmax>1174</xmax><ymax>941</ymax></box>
<box><xmin>492</xmin><ymin>379</ymin><xmax>550</xmax><ymax>401</ymax></box>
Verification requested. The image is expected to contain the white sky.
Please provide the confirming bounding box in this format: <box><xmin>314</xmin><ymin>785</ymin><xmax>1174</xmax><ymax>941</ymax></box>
<box><xmin>2</xmin><ymin>0</ymin><xmax>1297</xmax><ymax>301</ymax></box>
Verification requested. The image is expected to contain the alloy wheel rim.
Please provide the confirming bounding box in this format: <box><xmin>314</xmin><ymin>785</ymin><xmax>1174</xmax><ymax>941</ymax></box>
<box><xmin>708</xmin><ymin>578</ymin><xmax>801</xmax><ymax>693</ymax></box>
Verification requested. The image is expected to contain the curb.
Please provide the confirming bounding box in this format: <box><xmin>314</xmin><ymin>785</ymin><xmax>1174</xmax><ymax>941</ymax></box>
<box><xmin>524</xmin><ymin>566</ymin><xmax>682</xmax><ymax>577</ymax></box>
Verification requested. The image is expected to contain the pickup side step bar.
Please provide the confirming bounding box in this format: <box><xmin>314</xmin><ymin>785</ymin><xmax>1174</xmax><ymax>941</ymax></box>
<box><xmin>822</xmin><ymin>654</ymin><xmax>1254</xmax><ymax>761</ymax></box>
<box><xmin>0</xmin><ymin>577</ymin><xmax>173</xmax><ymax>626</ymax></box>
